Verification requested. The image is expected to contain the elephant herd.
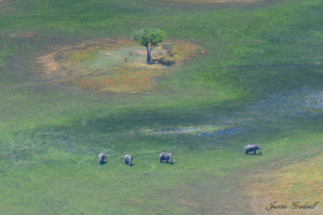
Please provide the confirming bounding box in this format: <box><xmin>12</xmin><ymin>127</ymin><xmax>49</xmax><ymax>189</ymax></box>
<box><xmin>98</xmin><ymin>144</ymin><xmax>261</xmax><ymax>165</ymax></box>
<box><xmin>98</xmin><ymin>152</ymin><xmax>173</xmax><ymax>165</ymax></box>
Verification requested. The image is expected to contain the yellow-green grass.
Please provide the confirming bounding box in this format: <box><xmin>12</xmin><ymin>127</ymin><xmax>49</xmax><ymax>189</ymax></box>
<box><xmin>2</xmin><ymin>123</ymin><xmax>323</xmax><ymax>214</ymax></box>
<box><xmin>1</xmin><ymin>0</ymin><xmax>323</xmax><ymax>214</ymax></box>
<box><xmin>243</xmin><ymin>152</ymin><xmax>323</xmax><ymax>214</ymax></box>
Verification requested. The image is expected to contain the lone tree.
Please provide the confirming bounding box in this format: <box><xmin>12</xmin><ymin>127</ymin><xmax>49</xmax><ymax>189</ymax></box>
<box><xmin>133</xmin><ymin>28</ymin><xmax>166</xmax><ymax>65</ymax></box>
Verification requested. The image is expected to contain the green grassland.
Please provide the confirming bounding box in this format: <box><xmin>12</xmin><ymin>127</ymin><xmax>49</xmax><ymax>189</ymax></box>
<box><xmin>1</xmin><ymin>0</ymin><xmax>323</xmax><ymax>214</ymax></box>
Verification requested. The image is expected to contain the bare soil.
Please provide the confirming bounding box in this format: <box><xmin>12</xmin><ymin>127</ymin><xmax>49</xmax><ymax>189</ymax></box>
<box><xmin>36</xmin><ymin>38</ymin><xmax>206</xmax><ymax>94</ymax></box>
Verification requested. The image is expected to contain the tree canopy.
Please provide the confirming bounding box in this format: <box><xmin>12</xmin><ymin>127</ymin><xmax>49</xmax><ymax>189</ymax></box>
<box><xmin>133</xmin><ymin>28</ymin><xmax>166</xmax><ymax>64</ymax></box>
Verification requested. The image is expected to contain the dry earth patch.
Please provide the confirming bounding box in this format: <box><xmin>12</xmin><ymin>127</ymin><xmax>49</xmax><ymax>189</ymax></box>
<box><xmin>36</xmin><ymin>38</ymin><xmax>206</xmax><ymax>94</ymax></box>
<box><xmin>11</xmin><ymin>32</ymin><xmax>37</xmax><ymax>37</ymax></box>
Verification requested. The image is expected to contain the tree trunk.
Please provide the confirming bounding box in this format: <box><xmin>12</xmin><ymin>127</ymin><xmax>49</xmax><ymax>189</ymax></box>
<box><xmin>146</xmin><ymin>49</ymin><xmax>151</xmax><ymax>65</ymax></box>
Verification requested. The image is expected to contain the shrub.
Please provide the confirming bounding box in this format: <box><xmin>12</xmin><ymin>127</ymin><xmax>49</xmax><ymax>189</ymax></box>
<box><xmin>166</xmin><ymin>47</ymin><xmax>173</xmax><ymax>54</ymax></box>
<box><xmin>162</xmin><ymin>42</ymin><xmax>172</xmax><ymax>50</ymax></box>
<box><xmin>162</xmin><ymin>42</ymin><xmax>173</xmax><ymax>54</ymax></box>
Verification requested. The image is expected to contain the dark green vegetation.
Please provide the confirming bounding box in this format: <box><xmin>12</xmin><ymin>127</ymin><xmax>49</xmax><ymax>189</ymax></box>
<box><xmin>1</xmin><ymin>0</ymin><xmax>323</xmax><ymax>214</ymax></box>
<box><xmin>133</xmin><ymin>28</ymin><xmax>166</xmax><ymax>64</ymax></box>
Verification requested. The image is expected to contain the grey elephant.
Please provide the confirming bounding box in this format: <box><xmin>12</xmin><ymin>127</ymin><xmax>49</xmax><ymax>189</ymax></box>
<box><xmin>159</xmin><ymin>152</ymin><xmax>172</xmax><ymax>163</ymax></box>
<box><xmin>98</xmin><ymin>153</ymin><xmax>105</xmax><ymax>164</ymax></box>
<box><xmin>244</xmin><ymin>144</ymin><xmax>262</xmax><ymax>155</ymax></box>
<box><xmin>124</xmin><ymin>154</ymin><xmax>133</xmax><ymax>166</ymax></box>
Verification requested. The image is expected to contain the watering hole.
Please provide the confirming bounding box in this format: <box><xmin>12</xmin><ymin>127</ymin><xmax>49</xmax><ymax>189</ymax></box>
<box><xmin>143</xmin><ymin>87</ymin><xmax>323</xmax><ymax>139</ymax></box>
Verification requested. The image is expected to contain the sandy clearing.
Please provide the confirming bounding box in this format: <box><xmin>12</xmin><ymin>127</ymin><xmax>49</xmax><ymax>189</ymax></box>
<box><xmin>35</xmin><ymin>38</ymin><xmax>206</xmax><ymax>94</ymax></box>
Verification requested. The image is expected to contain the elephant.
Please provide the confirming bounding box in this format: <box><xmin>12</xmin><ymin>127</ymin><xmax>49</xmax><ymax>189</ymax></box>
<box><xmin>98</xmin><ymin>153</ymin><xmax>105</xmax><ymax>164</ymax></box>
<box><xmin>124</xmin><ymin>154</ymin><xmax>133</xmax><ymax>166</ymax></box>
<box><xmin>244</xmin><ymin>144</ymin><xmax>262</xmax><ymax>155</ymax></box>
<box><xmin>159</xmin><ymin>152</ymin><xmax>172</xmax><ymax>163</ymax></box>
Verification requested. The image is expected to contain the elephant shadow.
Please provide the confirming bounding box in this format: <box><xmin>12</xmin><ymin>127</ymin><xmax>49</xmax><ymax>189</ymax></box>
<box><xmin>245</xmin><ymin>153</ymin><xmax>263</xmax><ymax>156</ymax></box>
<box><xmin>99</xmin><ymin>161</ymin><xmax>107</xmax><ymax>165</ymax></box>
<box><xmin>161</xmin><ymin>162</ymin><xmax>175</xmax><ymax>165</ymax></box>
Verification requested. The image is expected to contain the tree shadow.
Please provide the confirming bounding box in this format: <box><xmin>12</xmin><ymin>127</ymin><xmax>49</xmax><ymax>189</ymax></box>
<box><xmin>152</xmin><ymin>59</ymin><xmax>175</xmax><ymax>66</ymax></box>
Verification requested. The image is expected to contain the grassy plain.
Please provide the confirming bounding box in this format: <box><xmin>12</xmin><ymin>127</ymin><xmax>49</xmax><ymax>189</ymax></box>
<box><xmin>1</xmin><ymin>0</ymin><xmax>323</xmax><ymax>214</ymax></box>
